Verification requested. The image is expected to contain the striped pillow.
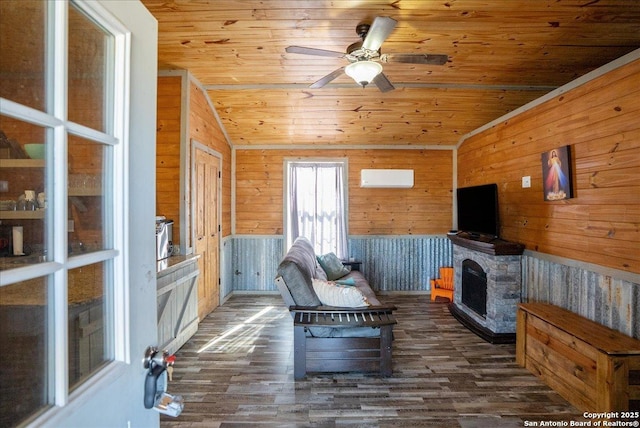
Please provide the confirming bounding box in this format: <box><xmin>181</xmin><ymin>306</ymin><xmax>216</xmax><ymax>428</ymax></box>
<box><xmin>312</xmin><ymin>278</ymin><xmax>369</xmax><ymax>308</ymax></box>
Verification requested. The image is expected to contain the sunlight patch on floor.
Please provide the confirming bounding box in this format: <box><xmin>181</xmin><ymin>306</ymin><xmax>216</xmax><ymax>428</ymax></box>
<box><xmin>197</xmin><ymin>306</ymin><xmax>274</xmax><ymax>353</ymax></box>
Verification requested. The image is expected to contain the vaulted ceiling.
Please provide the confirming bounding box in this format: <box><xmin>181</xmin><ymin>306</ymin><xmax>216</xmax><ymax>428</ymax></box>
<box><xmin>141</xmin><ymin>0</ymin><xmax>640</xmax><ymax>148</ymax></box>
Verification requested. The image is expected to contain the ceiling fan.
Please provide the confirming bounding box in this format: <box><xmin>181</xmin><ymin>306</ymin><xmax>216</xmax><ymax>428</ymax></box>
<box><xmin>286</xmin><ymin>16</ymin><xmax>448</xmax><ymax>92</ymax></box>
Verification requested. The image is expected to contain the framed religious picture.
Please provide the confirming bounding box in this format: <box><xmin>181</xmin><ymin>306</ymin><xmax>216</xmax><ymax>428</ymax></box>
<box><xmin>541</xmin><ymin>145</ymin><xmax>573</xmax><ymax>201</ymax></box>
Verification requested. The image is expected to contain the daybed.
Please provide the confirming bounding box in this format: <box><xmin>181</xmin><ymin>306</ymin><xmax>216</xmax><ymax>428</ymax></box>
<box><xmin>275</xmin><ymin>237</ymin><xmax>396</xmax><ymax>379</ymax></box>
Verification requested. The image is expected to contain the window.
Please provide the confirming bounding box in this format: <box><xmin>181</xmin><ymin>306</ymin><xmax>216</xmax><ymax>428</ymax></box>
<box><xmin>285</xmin><ymin>160</ymin><xmax>348</xmax><ymax>258</ymax></box>
<box><xmin>0</xmin><ymin>1</ymin><xmax>128</xmax><ymax>425</ymax></box>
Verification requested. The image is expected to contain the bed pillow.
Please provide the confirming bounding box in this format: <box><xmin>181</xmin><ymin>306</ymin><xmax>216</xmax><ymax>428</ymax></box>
<box><xmin>312</xmin><ymin>278</ymin><xmax>369</xmax><ymax>308</ymax></box>
<box><xmin>316</xmin><ymin>252</ymin><xmax>350</xmax><ymax>280</ymax></box>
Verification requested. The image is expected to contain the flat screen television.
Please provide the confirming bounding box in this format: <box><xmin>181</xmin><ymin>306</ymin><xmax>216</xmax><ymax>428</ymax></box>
<box><xmin>456</xmin><ymin>183</ymin><xmax>499</xmax><ymax>238</ymax></box>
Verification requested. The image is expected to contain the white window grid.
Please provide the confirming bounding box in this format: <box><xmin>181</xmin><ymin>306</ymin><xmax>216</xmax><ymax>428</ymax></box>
<box><xmin>0</xmin><ymin>0</ymin><xmax>131</xmax><ymax>408</ymax></box>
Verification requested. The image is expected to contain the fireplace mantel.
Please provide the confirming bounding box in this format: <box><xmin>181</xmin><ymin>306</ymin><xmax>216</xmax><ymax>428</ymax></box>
<box><xmin>448</xmin><ymin>233</ymin><xmax>525</xmax><ymax>256</ymax></box>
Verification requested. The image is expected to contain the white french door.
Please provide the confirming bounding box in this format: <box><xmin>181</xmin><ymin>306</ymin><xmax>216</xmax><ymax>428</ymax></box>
<box><xmin>0</xmin><ymin>1</ymin><xmax>159</xmax><ymax>426</ymax></box>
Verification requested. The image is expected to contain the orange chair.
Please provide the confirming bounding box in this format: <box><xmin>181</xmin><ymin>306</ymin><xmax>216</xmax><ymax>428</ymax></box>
<box><xmin>430</xmin><ymin>267</ymin><xmax>454</xmax><ymax>301</ymax></box>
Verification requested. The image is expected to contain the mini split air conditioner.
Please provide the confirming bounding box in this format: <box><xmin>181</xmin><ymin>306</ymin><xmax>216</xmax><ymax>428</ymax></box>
<box><xmin>360</xmin><ymin>169</ymin><xmax>414</xmax><ymax>188</ymax></box>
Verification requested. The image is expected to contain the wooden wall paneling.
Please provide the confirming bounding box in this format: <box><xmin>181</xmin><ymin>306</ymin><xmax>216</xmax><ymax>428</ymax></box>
<box><xmin>234</xmin><ymin>154</ymin><xmax>285</xmax><ymax>235</ymax></box>
<box><xmin>156</xmin><ymin>75</ymin><xmax>183</xmax><ymax>246</ymax></box>
<box><xmin>460</xmin><ymin>70</ymin><xmax>632</xmax><ymax>187</ymax></box>
<box><xmin>458</xmin><ymin>59</ymin><xmax>640</xmax><ymax>274</ymax></box>
<box><xmin>349</xmin><ymin>149</ymin><xmax>453</xmax><ymax>235</ymax></box>
<box><xmin>234</xmin><ymin>149</ymin><xmax>453</xmax><ymax>236</ymax></box>
<box><xmin>470</xmin><ymin>92</ymin><xmax>638</xmax><ymax>171</ymax></box>
<box><xmin>188</xmin><ymin>80</ymin><xmax>232</xmax><ymax>237</ymax></box>
<box><xmin>458</xmin><ymin>60</ymin><xmax>640</xmax><ymax>166</ymax></box>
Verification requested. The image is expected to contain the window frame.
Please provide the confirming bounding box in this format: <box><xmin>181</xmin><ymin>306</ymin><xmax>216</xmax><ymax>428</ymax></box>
<box><xmin>0</xmin><ymin>0</ymin><xmax>131</xmax><ymax>413</ymax></box>
<box><xmin>283</xmin><ymin>157</ymin><xmax>349</xmax><ymax>255</ymax></box>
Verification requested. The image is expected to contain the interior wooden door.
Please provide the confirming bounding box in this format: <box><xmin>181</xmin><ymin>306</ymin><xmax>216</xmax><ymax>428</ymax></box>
<box><xmin>194</xmin><ymin>148</ymin><xmax>220</xmax><ymax>320</ymax></box>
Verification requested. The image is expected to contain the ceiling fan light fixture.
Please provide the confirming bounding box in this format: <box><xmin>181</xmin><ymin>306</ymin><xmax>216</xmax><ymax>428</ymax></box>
<box><xmin>345</xmin><ymin>61</ymin><xmax>383</xmax><ymax>87</ymax></box>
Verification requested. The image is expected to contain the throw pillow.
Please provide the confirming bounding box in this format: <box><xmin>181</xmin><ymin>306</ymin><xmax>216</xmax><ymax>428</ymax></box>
<box><xmin>335</xmin><ymin>277</ymin><xmax>356</xmax><ymax>286</ymax></box>
<box><xmin>316</xmin><ymin>252</ymin><xmax>350</xmax><ymax>280</ymax></box>
<box><xmin>312</xmin><ymin>278</ymin><xmax>369</xmax><ymax>308</ymax></box>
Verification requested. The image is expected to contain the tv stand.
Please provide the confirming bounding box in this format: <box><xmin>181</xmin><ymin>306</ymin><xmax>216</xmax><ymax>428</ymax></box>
<box><xmin>448</xmin><ymin>232</ymin><xmax>524</xmax><ymax>256</ymax></box>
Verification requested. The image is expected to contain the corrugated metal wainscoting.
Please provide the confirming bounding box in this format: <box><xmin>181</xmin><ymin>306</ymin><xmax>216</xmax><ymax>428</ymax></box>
<box><xmin>223</xmin><ymin>236</ymin><xmax>284</xmax><ymax>296</ymax></box>
<box><xmin>348</xmin><ymin>236</ymin><xmax>452</xmax><ymax>292</ymax></box>
<box><xmin>522</xmin><ymin>252</ymin><xmax>640</xmax><ymax>339</ymax></box>
<box><xmin>221</xmin><ymin>235</ymin><xmax>453</xmax><ymax>297</ymax></box>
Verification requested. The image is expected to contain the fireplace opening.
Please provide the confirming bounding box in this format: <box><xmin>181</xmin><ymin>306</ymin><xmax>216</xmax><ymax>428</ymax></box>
<box><xmin>462</xmin><ymin>259</ymin><xmax>487</xmax><ymax>317</ymax></box>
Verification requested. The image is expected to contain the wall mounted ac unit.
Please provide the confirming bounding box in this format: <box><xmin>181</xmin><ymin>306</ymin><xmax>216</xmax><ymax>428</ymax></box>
<box><xmin>360</xmin><ymin>169</ymin><xmax>414</xmax><ymax>188</ymax></box>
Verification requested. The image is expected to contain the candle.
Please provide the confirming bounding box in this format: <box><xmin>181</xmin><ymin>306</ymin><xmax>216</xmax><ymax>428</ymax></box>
<box><xmin>12</xmin><ymin>226</ymin><xmax>24</xmax><ymax>256</ymax></box>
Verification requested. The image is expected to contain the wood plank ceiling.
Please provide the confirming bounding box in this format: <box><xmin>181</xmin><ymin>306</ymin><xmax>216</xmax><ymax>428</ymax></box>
<box><xmin>141</xmin><ymin>0</ymin><xmax>640</xmax><ymax>148</ymax></box>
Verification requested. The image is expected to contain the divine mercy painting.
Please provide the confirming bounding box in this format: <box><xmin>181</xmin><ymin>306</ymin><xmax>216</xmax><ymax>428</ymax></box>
<box><xmin>541</xmin><ymin>145</ymin><xmax>573</xmax><ymax>201</ymax></box>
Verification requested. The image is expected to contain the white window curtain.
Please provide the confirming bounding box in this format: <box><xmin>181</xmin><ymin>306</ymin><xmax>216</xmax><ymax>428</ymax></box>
<box><xmin>288</xmin><ymin>162</ymin><xmax>348</xmax><ymax>259</ymax></box>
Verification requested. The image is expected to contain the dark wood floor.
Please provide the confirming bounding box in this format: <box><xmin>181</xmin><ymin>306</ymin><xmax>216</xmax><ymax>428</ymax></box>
<box><xmin>160</xmin><ymin>294</ymin><xmax>586</xmax><ymax>427</ymax></box>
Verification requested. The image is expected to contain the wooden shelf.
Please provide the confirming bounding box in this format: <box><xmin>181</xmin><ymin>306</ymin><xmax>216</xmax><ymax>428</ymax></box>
<box><xmin>0</xmin><ymin>159</ymin><xmax>45</xmax><ymax>168</ymax></box>
<box><xmin>0</xmin><ymin>159</ymin><xmax>46</xmax><ymax>219</ymax></box>
<box><xmin>69</xmin><ymin>188</ymin><xmax>101</xmax><ymax>197</ymax></box>
<box><xmin>0</xmin><ymin>210</ymin><xmax>45</xmax><ymax>220</ymax></box>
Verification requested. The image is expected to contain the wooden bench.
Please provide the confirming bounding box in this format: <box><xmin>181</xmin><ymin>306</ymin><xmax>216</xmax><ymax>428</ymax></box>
<box><xmin>516</xmin><ymin>303</ymin><xmax>640</xmax><ymax>412</ymax></box>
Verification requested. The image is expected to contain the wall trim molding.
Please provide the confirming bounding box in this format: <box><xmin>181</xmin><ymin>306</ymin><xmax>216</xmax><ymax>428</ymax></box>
<box><xmin>523</xmin><ymin>249</ymin><xmax>640</xmax><ymax>284</ymax></box>
<box><xmin>349</xmin><ymin>234</ymin><xmax>446</xmax><ymax>239</ymax></box>
<box><xmin>233</xmin><ymin>144</ymin><xmax>457</xmax><ymax>151</ymax></box>
<box><xmin>235</xmin><ymin>234</ymin><xmax>450</xmax><ymax>240</ymax></box>
<box><xmin>204</xmin><ymin>82</ymin><xmax>557</xmax><ymax>91</ymax></box>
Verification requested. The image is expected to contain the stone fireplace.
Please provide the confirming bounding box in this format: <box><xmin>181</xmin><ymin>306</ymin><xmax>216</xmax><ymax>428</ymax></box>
<box><xmin>448</xmin><ymin>233</ymin><xmax>524</xmax><ymax>343</ymax></box>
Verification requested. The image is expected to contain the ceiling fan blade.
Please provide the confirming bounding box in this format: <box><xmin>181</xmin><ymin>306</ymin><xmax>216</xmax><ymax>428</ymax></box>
<box><xmin>385</xmin><ymin>53</ymin><xmax>449</xmax><ymax>65</ymax></box>
<box><xmin>372</xmin><ymin>72</ymin><xmax>395</xmax><ymax>93</ymax></box>
<box><xmin>286</xmin><ymin>46</ymin><xmax>346</xmax><ymax>58</ymax></box>
<box><xmin>309</xmin><ymin>67</ymin><xmax>346</xmax><ymax>89</ymax></box>
<box><xmin>362</xmin><ymin>16</ymin><xmax>397</xmax><ymax>51</ymax></box>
